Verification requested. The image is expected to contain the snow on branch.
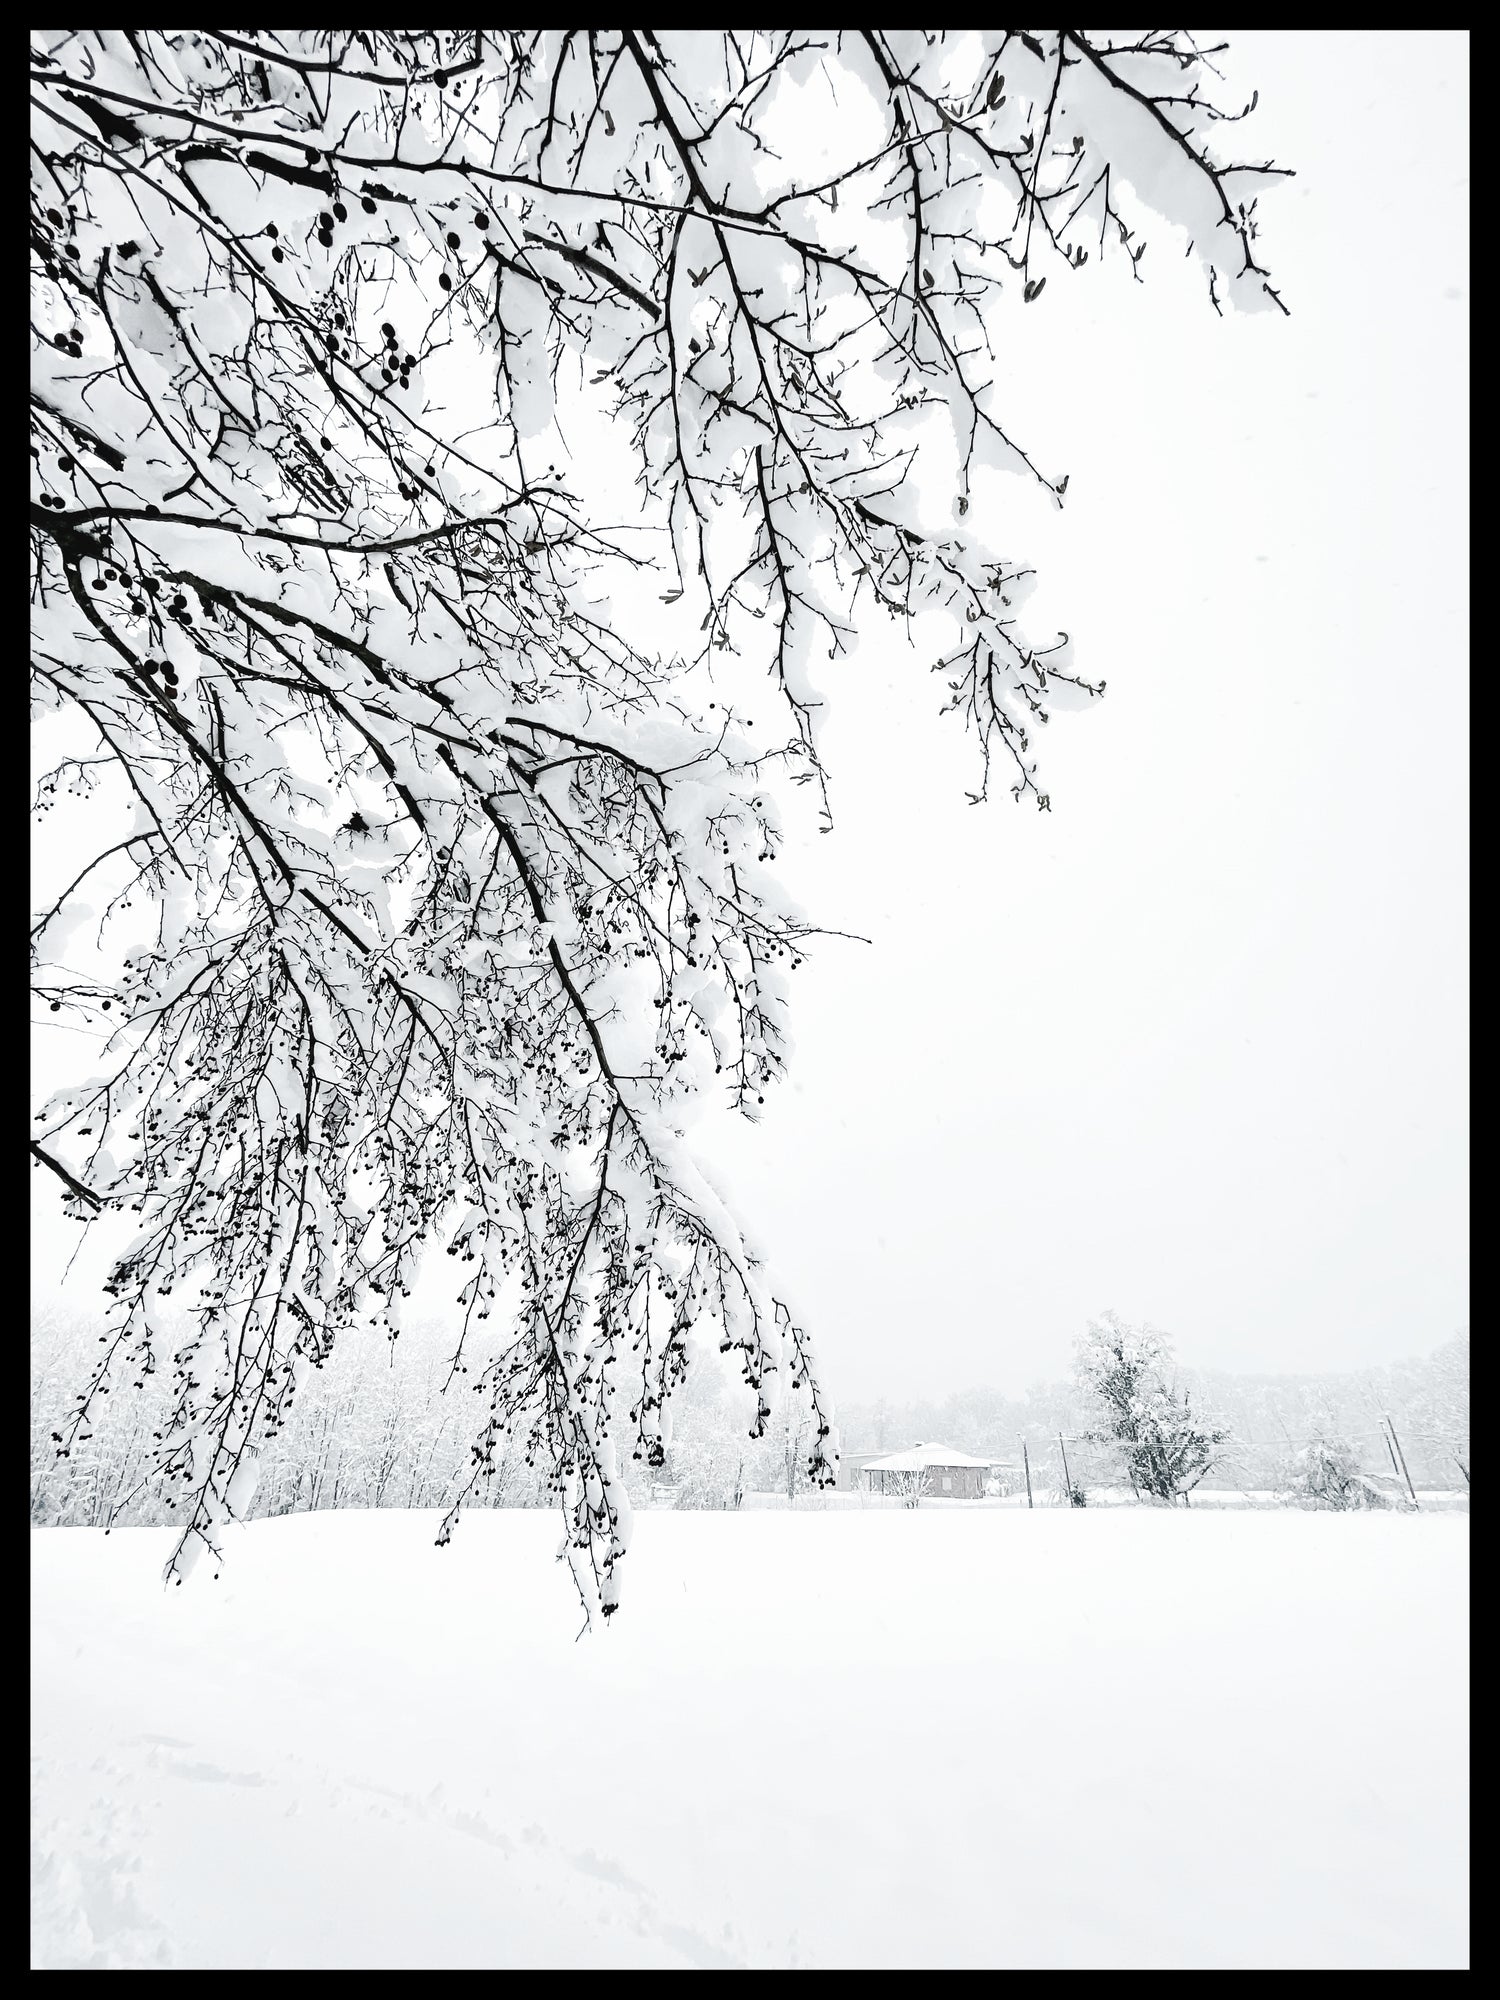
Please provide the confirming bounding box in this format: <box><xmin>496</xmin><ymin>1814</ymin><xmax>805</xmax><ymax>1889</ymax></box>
<box><xmin>29</xmin><ymin>28</ymin><xmax>1286</xmax><ymax>1612</ymax></box>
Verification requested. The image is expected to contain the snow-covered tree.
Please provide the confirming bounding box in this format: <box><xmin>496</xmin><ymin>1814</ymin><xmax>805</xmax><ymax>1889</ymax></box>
<box><xmin>656</xmin><ymin>1436</ymin><xmax>745</xmax><ymax>1511</ymax></box>
<box><xmin>1074</xmin><ymin>1312</ymin><xmax>1231</xmax><ymax>1504</ymax></box>
<box><xmin>1405</xmin><ymin>1331</ymin><xmax>1470</xmax><ymax>1488</ymax></box>
<box><xmin>31</xmin><ymin>30</ymin><xmax>1287</xmax><ymax>1614</ymax></box>
<box><xmin>646</xmin><ymin>1347</ymin><xmax>751</xmax><ymax>1507</ymax></box>
<box><xmin>870</xmin><ymin>1399</ymin><xmax>892</xmax><ymax>1452</ymax></box>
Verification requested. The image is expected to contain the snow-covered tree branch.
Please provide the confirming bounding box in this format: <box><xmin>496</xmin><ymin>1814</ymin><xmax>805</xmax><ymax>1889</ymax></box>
<box><xmin>30</xmin><ymin>29</ymin><xmax>1287</xmax><ymax>1614</ymax></box>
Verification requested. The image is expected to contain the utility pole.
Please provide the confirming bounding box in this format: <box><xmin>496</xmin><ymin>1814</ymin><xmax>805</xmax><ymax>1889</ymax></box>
<box><xmin>1382</xmin><ymin>1424</ymin><xmax>1402</xmax><ymax>1482</ymax></box>
<box><xmin>1385</xmin><ymin>1417</ymin><xmax>1419</xmax><ymax>1509</ymax></box>
<box><xmin>1022</xmin><ymin>1439</ymin><xmax>1034</xmax><ymax>1509</ymax></box>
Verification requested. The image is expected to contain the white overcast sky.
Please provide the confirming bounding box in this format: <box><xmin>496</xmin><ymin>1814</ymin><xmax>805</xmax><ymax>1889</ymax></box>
<box><xmin>696</xmin><ymin>28</ymin><xmax>1470</xmax><ymax>1401</ymax></box>
<box><xmin>32</xmin><ymin>31</ymin><xmax>1468</xmax><ymax>1406</ymax></box>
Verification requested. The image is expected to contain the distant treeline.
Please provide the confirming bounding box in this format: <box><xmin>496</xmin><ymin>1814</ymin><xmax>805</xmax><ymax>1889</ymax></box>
<box><xmin>30</xmin><ymin>1306</ymin><xmax>1468</xmax><ymax>1527</ymax></box>
<box><xmin>837</xmin><ymin>1335</ymin><xmax>1471</xmax><ymax>1495</ymax></box>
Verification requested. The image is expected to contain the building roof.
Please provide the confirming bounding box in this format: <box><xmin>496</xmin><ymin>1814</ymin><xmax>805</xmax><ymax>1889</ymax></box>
<box><xmin>860</xmin><ymin>1442</ymin><xmax>997</xmax><ymax>1473</ymax></box>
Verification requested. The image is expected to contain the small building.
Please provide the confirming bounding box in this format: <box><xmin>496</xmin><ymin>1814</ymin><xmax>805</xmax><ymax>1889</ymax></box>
<box><xmin>860</xmin><ymin>1442</ymin><xmax>997</xmax><ymax>1499</ymax></box>
<box><xmin>835</xmin><ymin>1449</ymin><xmax>888</xmax><ymax>1493</ymax></box>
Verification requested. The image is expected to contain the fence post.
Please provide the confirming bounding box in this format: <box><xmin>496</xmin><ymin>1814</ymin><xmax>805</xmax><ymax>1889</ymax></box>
<box><xmin>1022</xmin><ymin>1440</ymin><xmax>1034</xmax><ymax>1509</ymax></box>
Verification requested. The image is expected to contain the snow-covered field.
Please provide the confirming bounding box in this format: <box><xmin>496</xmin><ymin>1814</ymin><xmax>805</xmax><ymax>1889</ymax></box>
<box><xmin>32</xmin><ymin>1509</ymin><xmax>1467</xmax><ymax>1969</ymax></box>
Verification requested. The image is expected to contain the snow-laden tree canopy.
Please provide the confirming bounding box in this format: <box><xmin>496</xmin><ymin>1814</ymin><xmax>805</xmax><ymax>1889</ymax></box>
<box><xmin>30</xmin><ymin>29</ymin><xmax>1287</xmax><ymax>1615</ymax></box>
<box><xmin>1074</xmin><ymin>1313</ymin><xmax>1233</xmax><ymax>1502</ymax></box>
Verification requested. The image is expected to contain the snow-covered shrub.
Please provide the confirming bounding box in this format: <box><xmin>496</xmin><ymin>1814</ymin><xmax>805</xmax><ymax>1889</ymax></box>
<box><xmin>1277</xmin><ymin>1434</ymin><xmax>1373</xmax><ymax>1510</ymax></box>
<box><xmin>887</xmin><ymin>1468</ymin><xmax>930</xmax><ymax>1510</ymax></box>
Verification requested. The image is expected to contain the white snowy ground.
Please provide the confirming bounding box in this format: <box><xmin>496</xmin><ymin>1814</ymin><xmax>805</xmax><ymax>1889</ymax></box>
<box><xmin>32</xmin><ymin>1509</ymin><xmax>1467</xmax><ymax>1970</ymax></box>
